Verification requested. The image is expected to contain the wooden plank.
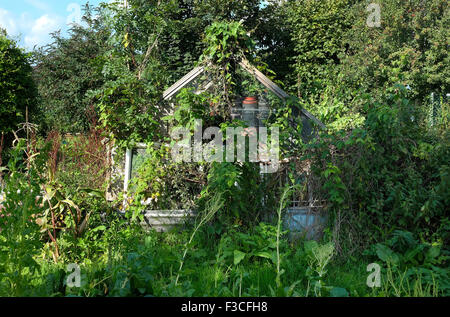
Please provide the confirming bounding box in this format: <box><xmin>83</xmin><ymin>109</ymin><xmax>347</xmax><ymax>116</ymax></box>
<box><xmin>162</xmin><ymin>59</ymin><xmax>326</xmax><ymax>129</ymax></box>
<box><xmin>239</xmin><ymin>58</ymin><xmax>289</xmax><ymax>99</ymax></box>
<box><xmin>195</xmin><ymin>81</ymin><xmax>213</xmax><ymax>94</ymax></box>
<box><xmin>239</xmin><ymin>58</ymin><xmax>326</xmax><ymax>129</ymax></box>
<box><xmin>300</xmin><ymin>109</ymin><xmax>326</xmax><ymax>129</ymax></box>
<box><xmin>162</xmin><ymin>66</ymin><xmax>204</xmax><ymax>100</ymax></box>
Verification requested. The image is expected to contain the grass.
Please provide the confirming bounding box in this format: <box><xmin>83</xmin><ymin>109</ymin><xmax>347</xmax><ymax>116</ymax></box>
<box><xmin>324</xmin><ymin>261</ymin><xmax>370</xmax><ymax>297</ymax></box>
<box><xmin>0</xmin><ymin>206</ymin><xmax>446</xmax><ymax>297</ymax></box>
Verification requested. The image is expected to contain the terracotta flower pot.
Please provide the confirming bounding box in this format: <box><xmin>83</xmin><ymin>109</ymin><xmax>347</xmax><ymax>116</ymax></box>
<box><xmin>242</xmin><ymin>96</ymin><xmax>258</xmax><ymax>109</ymax></box>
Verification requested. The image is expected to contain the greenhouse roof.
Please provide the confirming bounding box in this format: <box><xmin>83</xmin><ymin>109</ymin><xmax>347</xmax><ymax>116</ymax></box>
<box><xmin>162</xmin><ymin>58</ymin><xmax>326</xmax><ymax>129</ymax></box>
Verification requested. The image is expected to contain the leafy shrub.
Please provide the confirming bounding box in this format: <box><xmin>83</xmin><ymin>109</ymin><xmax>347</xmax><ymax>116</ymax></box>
<box><xmin>307</xmin><ymin>87</ymin><xmax>450</xmax><ymax>253</ymax></box>
<box><xmin>216</xmin><ymin>223</ymin><xmax>281</xmax><ymax>267</ymax></box>
<box><xmin>0</xmin><ymin>31</ymin><xmax>37</xmax><ymax>134</ymax></box>
<box><xmin>32</xmin><ymin>5</ymin><xmax>108</xmax><ymax>134</ymax></box>
<box><xmin>198</xmin><ymin>162</ymin><xmax>265</xmax><ymax>226</ymax></box>
<box><xmin>367</xmin><ymin>230</ymin><xmax>449</xmax><ymax>296</ymax></box>
<box><xmin>0</xmin><ymin>140</ymin><xmax>44</xmax><ymax>296</ymax></box>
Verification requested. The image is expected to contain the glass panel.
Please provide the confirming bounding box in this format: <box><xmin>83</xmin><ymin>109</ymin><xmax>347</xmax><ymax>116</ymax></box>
<box><xmin>131</xmin><ymin>148</ymin><xmax>151</xmax><ymax>180</ymax></box>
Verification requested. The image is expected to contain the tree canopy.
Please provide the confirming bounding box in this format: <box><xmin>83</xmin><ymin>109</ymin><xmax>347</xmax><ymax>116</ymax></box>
<box><xmin>32</xmin><ymin>5</ymin><xmax>109</xmax><ymax>133</ymax></box>
<box><xmin>0</xmin><ymin>29</ymin><xmax>37</xmax><ymax>134</ymax></box>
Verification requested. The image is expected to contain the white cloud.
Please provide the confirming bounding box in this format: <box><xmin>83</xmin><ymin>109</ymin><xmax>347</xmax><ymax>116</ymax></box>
<box><xmin>0</xmin><ymin>8</ymin><xmax>18</xmax><ymax>35</ymax></box>
<box><xmin>0</xmin><ymin>8</ymin><xmax>64</xmax><ymax>49</ymax></box>
<box><xmin>25</xmin><ymin>0</ymin><xmax>52</xmax><ymax>13</ymax></box>
<box><xmin>25</xmin><ymin>14</ymin><xmax>63</xmax><ymax>48</ymax></box>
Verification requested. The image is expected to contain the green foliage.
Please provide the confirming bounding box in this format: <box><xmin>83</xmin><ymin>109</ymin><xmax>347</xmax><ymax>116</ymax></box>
<box><xmin>340</xmin><ymin>0</ymin><xmax>449</xmax><ymax>101</ymax></box>
<box><xmin>287</xmin><ymin>0</ymin><xmax>353</xmax><ymax>94</ymax></box>
<box><xmin>32</xmin><ymin>5</ymin><xmax>109</xmax><ymax>134</ymax></box>
<box><xmin>0</xmin><ymin>140</ymin><xmax>44</xmax><ymax>296</ymax></box>
<box><xmin>91</xmin><ymin>1</ymin><xmax>262</xmax><ymax>147</ymax></box>
<box><xmin>216</xmin><ymin>223</ymin><xmax>280</xmax><ymax>267</ymax></box>
<box><xmin>0</xmin><ymin>31</ymin><xmax>37</xmax><ymax>134</ymax></box>
<box><xmin>1</xmin><ymin>0</ymin><xmax>448</xmax><ymax>299</ymax></box>
<box><xmin>198</xmin><ymin>161</ymin><xmax>264</xmax><ymax>225</ymax></box>
<box><xmin>91</xmin><ymin>56</ymin><xmax>163</xmax><ymax>148</ymax></box>
<box><xmin>164</xmin><ymin>88</ymin><xmax>213</xmax><ymax>130</ymax></box>
<box><xmin>126</xmin><ymin>144</ymin><xmax>205</xmax><ymax>218</ymax></box>
<box><xmin>304</xmin><ymin>241</ymin><xmax>336</xmax><ymax>296</ymax></box>
<box><xmin>268</xmin><ymin>96</ymin><xmax>307</xmax><ymax>156</ymax></box>
<box><xmin>176</xmin><ymin>193</ymin><xmax>223</xmax><ymax>286</ymax></box>
<box><xmin>287</xmin><ymin>0</ymin><xmax>449</xmax><ymax>134</ymax></box>
<box><xmin>367</xmin><ymin>230</ymin><xmax>449</xmax><ymax>296</ymax></box>
<box><xmin>90</xmin><ymin>1</ymin><xmax>179</xmax><ymax>147</ymax></box>
<box><xmin>253</xmin><ymin>1</ymin><xmax>296</xmax><ymax>88</ymax></box>
<box><xmin>307</xmin><ymin>87</ymin><xmax>449</xmax><ymax>252</ymax></box>
<box><xmin>201</xmin><ymin>21</ymin><xmax>256</xmax><ymax>115</ymax></box>
<box><xmin>298</xmin><ymin>83</ymin><xmax>367</xmax><ymax>132</ymax></box>
<box><xmin>202</xmin><ymin>21</ymin><xmax>254</xmax><ymax>64</ymax></box>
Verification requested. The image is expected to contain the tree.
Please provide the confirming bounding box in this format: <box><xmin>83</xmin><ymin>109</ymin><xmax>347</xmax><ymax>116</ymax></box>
<box><xmin>339</xmin><ymin>0</ymin><xmax>449</xmax><ymax>101</ymax></box>
<box><xmin>283</xmin><ymin>0</ymin><xmax>449</xmax><ymax>132</ymax></box>
<box><xmin>253</xmin><ymin>1</ymin><xmax>296</xmax><ymax>90</ymax></box>
<box><xmin>90</xmin><ymin>0</ymin><xmax>179</xmax><ymax>147</ymax></box>
<box><xmin>92</xmin><ymin>0</ymin><xmax>287</xmax><ymax>146</ymax></box>
<box><xmin>0</xmin><ymin>29</ymin><xmax>37</xmax><ymax>134</ymax></box>
<box><xmin>287</xmin><ymin>0</ymin><xmax>355</xmax><ymax>95</ymax></box>
<box><xmin>32</xmin><ymin>5</ymin><xmax>110</xmax><ymax>134</ymax></box>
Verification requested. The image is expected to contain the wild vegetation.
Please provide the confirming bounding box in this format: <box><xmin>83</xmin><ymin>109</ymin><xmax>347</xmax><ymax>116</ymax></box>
<box><xmin>0</xmin><ymin>0</ymin><xmax>448</xmax><ymax>297</ymax></box>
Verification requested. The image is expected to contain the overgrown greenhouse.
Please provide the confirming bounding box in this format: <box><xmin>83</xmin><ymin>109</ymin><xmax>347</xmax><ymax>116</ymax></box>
<box><xmin>0</xmin><ymin>0</ymin><xmax>448</xmax><ymax>299</ymax></box>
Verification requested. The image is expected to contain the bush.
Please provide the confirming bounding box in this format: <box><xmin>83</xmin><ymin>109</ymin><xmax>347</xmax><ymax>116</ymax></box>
<box><xmin>367</xmin><ymin>230</ymin><xmax>449</xmax><ymax>296</ymax></box>
<box><xmin>0</xmin><ymin>31</ymin><xmax>37</xmax><ymax>135</ymax></box>
<box><xmin>307</xmin><ymin>87</ymin><xmax>450</xmax><ymax>253</ymax></box>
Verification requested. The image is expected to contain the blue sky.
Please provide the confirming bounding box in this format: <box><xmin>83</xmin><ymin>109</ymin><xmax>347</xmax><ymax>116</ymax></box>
<box><xmin>0</xmin><ymin>1</ymin><xmax>272</xmax><ymax>50</ymax></box>
<box><xmin>0</xmin><ymin>0</ymin><xmax>105</xmax><ymax>50</ymax></box>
